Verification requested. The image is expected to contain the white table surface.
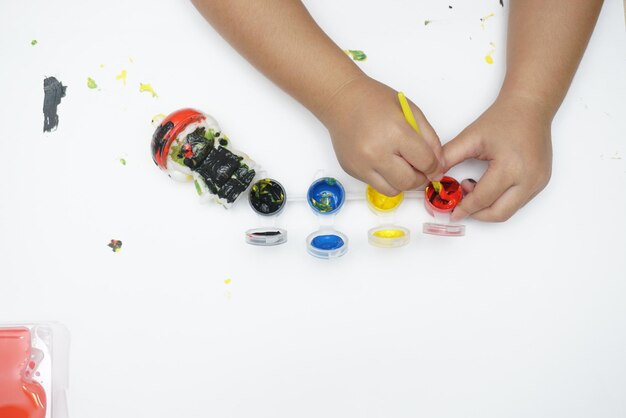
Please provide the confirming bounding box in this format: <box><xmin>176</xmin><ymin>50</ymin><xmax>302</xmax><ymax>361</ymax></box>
<box><xmin>1</xmin><ymin>1</ymin><xmax>625</xmax><ymax>417</ymax></box>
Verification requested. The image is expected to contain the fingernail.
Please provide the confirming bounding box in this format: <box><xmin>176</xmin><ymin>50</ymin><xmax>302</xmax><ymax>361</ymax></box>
<box><xmin>468</xmin><ymin>178</ymin><xmax>477</xmax><ymax>184</ymax></box>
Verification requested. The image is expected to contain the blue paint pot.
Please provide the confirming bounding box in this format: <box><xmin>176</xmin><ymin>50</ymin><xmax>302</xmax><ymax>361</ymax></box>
<box><xmin>307</xmin><ymin>177</ymin><xmax>345</xmax><ymax>215</ymax></box>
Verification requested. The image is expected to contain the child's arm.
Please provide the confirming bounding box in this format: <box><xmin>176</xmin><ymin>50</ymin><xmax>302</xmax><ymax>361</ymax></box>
<box><xmin>191</xmin><ymin>0</ymin><xmax>444</xmax><ymax>196</ymax></box>
<box><xmin>443</xmin><ymin>0</ymin><xmax>603</xmax><ymax>222</ymax></box>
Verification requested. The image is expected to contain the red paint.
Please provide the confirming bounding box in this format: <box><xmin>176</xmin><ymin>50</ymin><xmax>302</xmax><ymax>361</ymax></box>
<box><xmin>151</xmin><ymin>108</ymin><xmax>206</xmax><ymax>170</ymax></box>
<box><xmin>424</xmin><ymin>176</ymin><xmax>463</xmax><ymax>214</ymax></box>
<box><xmin>0</xmin><ymin>328</ymin><xmax>47</xmax><ymax>418</ymax></box>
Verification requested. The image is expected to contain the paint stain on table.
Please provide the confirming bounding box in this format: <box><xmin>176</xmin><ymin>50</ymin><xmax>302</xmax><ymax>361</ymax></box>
<box><xmin>116</xmin><ymin>69</ymin><xmax>127</xmax><ymax>86</ymax></box>
<box><xmin>139</xmin><ymin>83</ymin><xmax>158</xmax><ymax>98</ymax></box>
<box><xmin>43</xmin><ymin>77</ymin><xmax>67</xmax><ymax>132</ymax></box>
<box><xmin>87</xmin><ymin>77</ymin><xmax>98</xmax><ymax>89</ymax></box>
<box><xmin>107</xmin><ymin>239</ymin><xmax>123</xmax><ymax>253</ymax></box>
<box><xmin>484</xmin><ymin>42</ymin><xmax>496</xmax><ymax>64</ymax></box>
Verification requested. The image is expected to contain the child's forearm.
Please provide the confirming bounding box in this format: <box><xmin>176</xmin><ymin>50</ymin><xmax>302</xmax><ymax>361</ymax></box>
<box><xmin>191</xmin><ymin>0</ymin><xmax>364</xmax><ymax>121</ymax></box>
<box><xmin>501</xmin><ymin>0</ymin><xmax>604</xmax><ymax>118</ymax></box>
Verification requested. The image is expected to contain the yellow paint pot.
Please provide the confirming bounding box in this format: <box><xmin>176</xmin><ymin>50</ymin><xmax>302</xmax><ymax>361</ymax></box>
<box><xmin>367</xmin><ymin>226</ymin><xmax>410</xmax><ymax>248</ymax></box>
<box><xmin>366</xmin><ymin>185</ymin><xmax>404</xmax><ymax>213</ymax></box>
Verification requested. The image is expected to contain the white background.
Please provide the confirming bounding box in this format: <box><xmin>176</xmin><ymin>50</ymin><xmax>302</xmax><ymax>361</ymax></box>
<box><xmin>1</xmin><ymin>1</ymin><xmax>625</xmax><ymax>417</ymax></box>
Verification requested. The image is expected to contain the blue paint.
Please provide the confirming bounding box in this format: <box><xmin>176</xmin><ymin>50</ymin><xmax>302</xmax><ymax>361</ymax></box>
<box><xmin>307</xmin><ymin>177</ymin><xmax>345</xmax><ymax>214</ymax></box>
<box><xmin>311</xmin><ymin>234</ymin><xmax>345</xmax><ymax>251</ymax></box>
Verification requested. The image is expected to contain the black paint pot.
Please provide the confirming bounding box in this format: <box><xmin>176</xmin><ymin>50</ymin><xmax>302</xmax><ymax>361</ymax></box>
<box><xmin>248</xmin><ymin>178</ymin><xmax>287</xmax><ymax>216</ymax></box>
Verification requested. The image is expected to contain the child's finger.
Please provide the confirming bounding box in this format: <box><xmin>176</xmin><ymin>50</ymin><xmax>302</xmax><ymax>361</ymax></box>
<box><xmin>450</xmin><ymin>168</ymin><xmax>512</xmax><ymax>221</ymax></box>
<box><xmin>470</xmin><ymin>185</ymin><xmax>529</xmax><ymax>222</ymax></box>
<box><xmin>378</xmin><ymin>155</ymin><xmax>427</xmax><ymax>191</ymax></box>
<box><xmin>406</xmin><ymin>99</ymin><xmax>444</xmax><ymax>162</ymax></box>
<box><xmin>397</xmin><ymin>130</ymin><xmax>444</xmax><ymax>181</ymax></box>
<box><xmin>442</xmin><ymin>129</ymin><xmax>481</xmax><ymax>171</ymax></box>
<box><xmin>460</xmin><ymin>178</ymin><xmax>478</xmax><ymax>194</ymax></box>
<box><xmin>367</xmin><ymin>170</ymin><xmax>401</xmax><ymax>197</ymax></box>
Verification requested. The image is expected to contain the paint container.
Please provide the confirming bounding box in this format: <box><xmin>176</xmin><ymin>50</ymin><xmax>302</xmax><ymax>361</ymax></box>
<box><xmin>245</xmin><ymin>177</ymin><xmax>288</xmax><ymax>246</ymax></box>
<box><xmin>423</xmin><ymin>176</ymin><xmax>466</xmax><ymax>236</ymax></box>
<box><xmin>366</xmin><ymin>185</ymin><xmax>410</xmax><ymax>248</ymax></box>
<box><xmin>306</xmin><ymin>177</ymin><xmax>348</xmax><ymax>259</ymax></box>
<box><xmin>0</xmin><ymin>322</ymin><xmax>70</xmax><ymax>418</ymax></box>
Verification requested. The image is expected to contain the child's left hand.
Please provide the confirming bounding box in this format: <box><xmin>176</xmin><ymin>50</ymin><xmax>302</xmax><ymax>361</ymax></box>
<box><xmin>442</xmin><ymin>94</ymin><xmax>553</xmax><ymax>222</ymax></box>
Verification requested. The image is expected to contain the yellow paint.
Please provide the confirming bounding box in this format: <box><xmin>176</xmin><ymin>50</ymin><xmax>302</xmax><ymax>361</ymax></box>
<box><xmin>373</xmin><ymin>229</ymin><xmax>406</xmax><ymax>239</ymax></box>
<box><xmin>224</xmin><ymin>278</ymin><xmax>231</xmax><ymax>284</ymax></box>
<box><xmin>129</xmin><ymin>56</ymin><xmax>134</xmax><ymax>63</ymax></box>
<box><xmin>99</xmin><ymin>64</ymin><xmax>105</xmax><ymax>68</ymax></box>
<box><xmin>397</xmin><ymin>92</ymin><xmax>442</xmax><ymax>192</ymax></box>
<box><xmin>484</xmin><ymin>42</ymin><xmax>496</xmax><ymax>65</ymax></box>
<box><xmin>480</xmin><ymin>12</ymin><xmax>495</xmax><ymax>29</ymax></box>
<box><xmin>116</xmin><ymin>69</ymin><xmax>127</xmax><ymax>86</ymax></box>
<box><xmin>366</xmin><ymin>185</ymin><xmax>403</xmax><ymax>212</ymax></box>
<box><xmin>140</xmin><ymin>82</ymin><xmax>158</xmax><ymax>98</ymax></box>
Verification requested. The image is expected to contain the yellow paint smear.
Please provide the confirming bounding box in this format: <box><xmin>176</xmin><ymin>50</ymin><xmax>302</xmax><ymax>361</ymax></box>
<box><xmin>484</xmin><ymin>42</ymin><xmax>496</xmax><ymax>65</ymax></box>
<box><xmin>140</xmin><ymin>82</ymin><xmax>158</xmax><ymax>98</ymax></box>
<box><xmin>480</xmin><ymin>12</ymin><xmax>495</xmax><ymax>29</ymax></box>
<box><xmin>373</xmin><ymin>229</ymin><xmax>406</xmax><ymax>239</ymax></box>
<box><xmin>116</xmin><ymin>69</ymin><xmax>127</xmax><ymax>86</ymax></box>
<box><xmin>224</xmin><ymin>278</ymin><xmax>231</xmax><ymax>284</ymax></box>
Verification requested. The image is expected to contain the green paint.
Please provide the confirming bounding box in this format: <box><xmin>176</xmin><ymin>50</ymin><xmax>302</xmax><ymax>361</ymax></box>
<box><xmin>345</xmin><ymin>49</ymin><xmax>367</xmax><ymax>61</ymax></box>
<box><xmin>119</xmin><ymin>158</ymin><xmax>127</xmax><ymax>165</ymax></box>
<box><xmin>169</xmin><ymin>142</ymin><xmax>185</xmax><ymax>166</ymax></box>
<box><xmin>87</xmin><ymin>77</ymin><xmax>98</xmax><ymax>89</ymax></box>
<box><xmin>424</xmin><ymin>20</ymin><xmax>432</xmax><ymax>26</ymax></box>
<box><xmin>204</xmin><ymin>128</ymin><xmax>215</xmax><ymax>141</ymax></box>
<box><xmin>31</xmin><ymin>40</ymin><xmax>38</xmax><ymax>46</ymax></box>
<box><xmin>194</xmin><ymin>179</ymin><xmax>202</xmax><ymax>195</ymax></box>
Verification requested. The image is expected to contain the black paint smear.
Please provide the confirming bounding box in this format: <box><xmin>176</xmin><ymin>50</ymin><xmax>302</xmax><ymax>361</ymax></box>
<box><xmin>181</xmin><ymin>127</ymin><xmax>213</xmax><ymax>170</ymax></box>
<box><xmin>252</xmin><ymin>231</ymin><xmax>281</xmax><ymax>237</ymax></box>
<box><xmin>43</xmin><ymin>77</ymin><xmax>67</xmax><ymax>132</ymax></box>
<box><xmin>108</xmin><ymin>239</ymin><xmax>122</xmax><ymax>252</ymax></box>
<box><xmin>499</xmin><ymin>0</ymin><xmax>503</xmax><ymax>6</ymax></box>
<box><xmin>151</xmin><ymin>121</ymin><xmax>174</xmax><ymax>165</ymax></box>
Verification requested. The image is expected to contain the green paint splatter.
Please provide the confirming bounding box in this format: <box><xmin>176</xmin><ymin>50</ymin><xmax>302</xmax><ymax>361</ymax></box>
<box><xmin>139</xmin><ymin>82</ymin><xmax>158</xmax><ymax>98</ymax></box>
<box><xmin>424</xmin><ymin>20</ymin><xmax>432</xmax><ymax>26</ymax></box>
<box><xmin>31</xmin><ymin>40</ymin><xmax>38</xmax><ymax>46</ymax></box>
<box><xmin>344</xmin><ymin>50</ymin><xmax>367</xmax><ymax>61</ymax></box>
<box><xmin>194</xmin><ymin>179</ymin><xmax>202</xmax><ymax>195</ymax></box>
<box><xmin>119</xmin><ymin>158</ymin><xmax>127</xmax><ymax>166</ymax></box>
<box><xmin>87</xmin><ymin>77</ymin><xmax>98</xmax><ymax>89</ymax></box>
<box><xmin>169</xmin><ymin>142</ymin><xmax>185</xmax><ymax>166</ymax></box>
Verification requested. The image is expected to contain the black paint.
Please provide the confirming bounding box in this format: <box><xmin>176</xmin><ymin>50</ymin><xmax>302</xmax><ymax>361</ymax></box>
<box><xmin>43</xmin><ymin>77</ymin><xmax>67</xmax><ymax>132</ymax></box>
<box><xmin>151</xmin><ymin>121</ymin><xmax>174</xmax><ymax>165</ymax></box>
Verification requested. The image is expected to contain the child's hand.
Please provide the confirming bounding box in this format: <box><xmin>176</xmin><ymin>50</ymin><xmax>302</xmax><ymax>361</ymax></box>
<box><xmin>319</xmin><ymin>76</ymin><xmax>445</xmax><ymax>196</ymax></box>
<box><xmin>443</xmin><ymin>94</ymin><xmax>553</xmax><ymax>222</ymax></box>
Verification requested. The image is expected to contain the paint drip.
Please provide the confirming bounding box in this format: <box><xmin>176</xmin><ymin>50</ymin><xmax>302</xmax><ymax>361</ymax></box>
<box><xmin>43</xmin><ymin>77</ymin><xmax>67</xmax><ymax>132</ymax></box>
<box><xmin>140</xmin><ymin>83</ymin><xmax>157</xmax><ymax>97</ymax></box>
<box><xmin>344</xmin><ymin>50</ymin><xmax>367</xmax><ymax>61</ymax></box>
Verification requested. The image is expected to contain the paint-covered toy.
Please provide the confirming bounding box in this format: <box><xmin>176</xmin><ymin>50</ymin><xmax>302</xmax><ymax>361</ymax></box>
<box><xmin>151</xmin><ymin>108</ymin><xmax>256</xmax><ymax>207</ymax></box>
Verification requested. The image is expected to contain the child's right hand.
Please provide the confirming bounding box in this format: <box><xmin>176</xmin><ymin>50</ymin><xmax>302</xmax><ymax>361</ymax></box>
<box><xmin>319</xmin><ymin>76</ymin><xmax>445</xmax><ymax>196</ymax></box>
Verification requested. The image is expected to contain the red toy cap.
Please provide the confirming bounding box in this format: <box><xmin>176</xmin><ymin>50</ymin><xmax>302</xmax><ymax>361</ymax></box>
<box><xmin>151</xmin><ymin>108</ymin><xmax>206</xmax><ymax>170</ymax></box>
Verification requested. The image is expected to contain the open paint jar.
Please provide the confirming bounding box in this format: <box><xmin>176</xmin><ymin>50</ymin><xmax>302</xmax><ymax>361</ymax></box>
<box><xmin>423</xmin><ymin>176</ymin><xmax>466</xmax><ymax>236</ymax></box>
<box><xmin>365</xmin><ymin>185</ymin><xmax>410</xmax><ymax>248</ymax></box>
<box><xmin>245</xmin><ymin>178</ymin><xmax>288</xmax><ymax>246</ymax></box>
<box><xmin>306</xmin><ymin>177</ymin><xmax>348</xmax><ymax>258</ymax></box>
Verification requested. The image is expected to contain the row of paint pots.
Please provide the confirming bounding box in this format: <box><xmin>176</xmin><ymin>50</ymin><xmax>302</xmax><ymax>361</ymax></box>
<box><xmin>245</xmin><ymin>176</ymin><xmax>465</xmax><ymax>259</ymax></box>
